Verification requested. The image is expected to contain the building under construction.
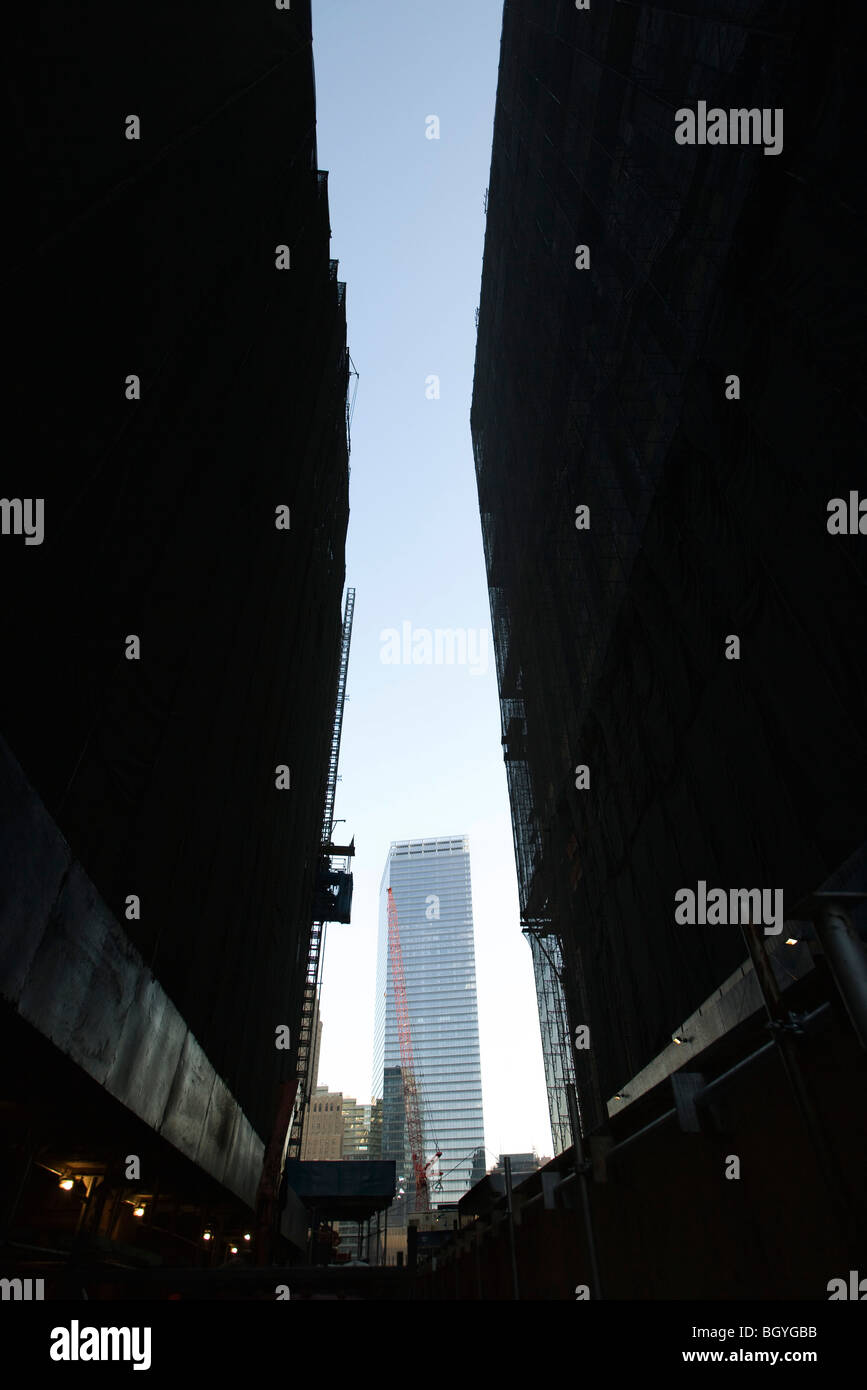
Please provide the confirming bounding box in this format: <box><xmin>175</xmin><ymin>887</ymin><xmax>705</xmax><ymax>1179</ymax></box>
<box><xmin>469</xmin><ymin>0</ymin><xmax>867</xmax><ymax>1288</ymax></box>
<box><xmin>1</xmin><ymin>0</ymin><xmax>353</xmax><ymax>1283</ymax></box>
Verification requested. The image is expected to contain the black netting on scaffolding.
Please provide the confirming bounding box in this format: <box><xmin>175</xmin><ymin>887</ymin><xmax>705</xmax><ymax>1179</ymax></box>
<box><xmin>474</xmin><ymin>0</ymin><xmax>866</xmax><ymax>1139</ymax></box>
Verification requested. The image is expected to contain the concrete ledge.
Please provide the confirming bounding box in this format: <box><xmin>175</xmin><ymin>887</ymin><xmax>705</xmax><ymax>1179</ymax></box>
<box><xmin>0</xmin><ymin>736</ymin><xmax>264</xmax><ymax>1208</ymax></box>
<box><xmin>606</xmin><ymin>935</ymin><xmax>816</xmax><ymax>1117</ymax></box>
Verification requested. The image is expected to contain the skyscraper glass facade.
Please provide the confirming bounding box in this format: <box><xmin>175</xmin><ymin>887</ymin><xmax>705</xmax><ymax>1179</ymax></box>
<box><xmin>372</xmin><ymin>837</ymin><xmax>485</xmax><ymax>1216</ymax></box>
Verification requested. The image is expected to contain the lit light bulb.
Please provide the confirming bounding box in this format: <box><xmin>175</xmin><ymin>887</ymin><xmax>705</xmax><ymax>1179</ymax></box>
<box><xmin>59</xmin><ymin>1178</ymin><xmax>74</xmax><ymax>1191</ymax></box>
<box><xmin>133</xmin><ymin>1205</ymin><xmax>145</xmax><ymax>1218</ymax></box>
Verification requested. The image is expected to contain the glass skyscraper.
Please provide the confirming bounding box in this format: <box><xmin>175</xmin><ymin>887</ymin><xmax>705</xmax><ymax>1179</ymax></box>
<box><xmin>373</xmin><ymin>836</ymin><xmax>485</xmax><ymax>1217</ymax></box>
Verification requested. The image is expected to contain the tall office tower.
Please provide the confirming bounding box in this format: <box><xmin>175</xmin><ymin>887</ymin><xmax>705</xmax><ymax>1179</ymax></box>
<box><xmin>469</xmin><ymin>1147</ymin><xmax>487</xmax><ymax>1190</ymax></box>
<box><xmin>2</xmin><ymin>1</ymin><xmax>351</xmax><ymax>1256</ymax></box>
<box><xmin>342</xmin><ymin>1099</ymin><xmax>382</xmax><ymax>1162</ymax></box>
<box><xmin>472</xmin><ymin>1</ymin><xmax>866</xmax><ymax>1139</ymax></box>
<box><xmin>373</xmin><ymin>838</ymin><xmax>485</xmax><ymax>1216</ymax></box>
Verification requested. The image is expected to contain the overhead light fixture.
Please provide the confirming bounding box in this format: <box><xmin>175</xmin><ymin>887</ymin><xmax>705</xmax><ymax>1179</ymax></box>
<box><xmin>230</xmin><ymin>1245</ymin><xmax>238</xmax><ymax>1255</ymax></box>
<box><xmin>785</xmin><ymin>937</ymin><xmax>798</xmax><ymax>946</ymax></box>
<box><xmin>59</xmin><ymin>1178</ymin><xmax>74</xmax><ymax>1191</ymax></box>
<box><xmin>243</xmin><ymin>1233</ymin><xmax>251</xmax><ymax>1242</ymax></box>
<box><xmin>133</xmin><ymin>1205</ymin><xmax>145</xmax><ymax>1218</ymax></box>
<box><xmin>203</xmin><ymin>1230</ymin><xmax>212</xmax><ymax>1242</ymax></box>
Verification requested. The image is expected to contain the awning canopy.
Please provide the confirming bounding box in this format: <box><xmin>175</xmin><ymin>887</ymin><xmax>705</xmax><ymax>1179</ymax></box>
<box><xmin>283</xmin><ymin>1161</ymin><xmax>396</xmax><ymax>1220</ymax></box>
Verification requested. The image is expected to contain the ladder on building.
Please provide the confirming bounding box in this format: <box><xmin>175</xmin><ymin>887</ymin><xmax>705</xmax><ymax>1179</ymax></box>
<box><xmin>286</xmin><ymin>587</ymin><xmax>355</xmax><ymax>1159</ymax></box>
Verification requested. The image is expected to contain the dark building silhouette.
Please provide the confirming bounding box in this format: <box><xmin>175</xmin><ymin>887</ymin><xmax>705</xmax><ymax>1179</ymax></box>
<box><xmin>2</xmin><ymin>0</ymin><xmax>350</xmax><ymax>1263</ymax></box>
<box><xmin>471</xmin><ymin>0</ymin><xmax>866</xmax><ymax>1135</ymax></box>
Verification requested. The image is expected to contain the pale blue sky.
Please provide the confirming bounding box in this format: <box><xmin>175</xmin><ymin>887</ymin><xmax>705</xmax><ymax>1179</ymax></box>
<box><xmin>312</xmin><ymin>0</ymin><xmax>553</xmax><ymax>1162</ymax></box>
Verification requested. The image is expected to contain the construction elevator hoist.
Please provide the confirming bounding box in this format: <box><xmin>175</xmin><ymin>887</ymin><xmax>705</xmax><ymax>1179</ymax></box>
<box><xmin>386</xmin><ymin>887</ymin><xmax>441</xmax><ymax>1213</ymax></box>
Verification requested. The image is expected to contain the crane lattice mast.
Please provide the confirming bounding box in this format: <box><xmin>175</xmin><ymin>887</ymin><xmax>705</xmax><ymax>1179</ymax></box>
<box><xmin>386</xmin><ymin>887</ymin><xmax>437</xmax><ymax>1213</ymax></box>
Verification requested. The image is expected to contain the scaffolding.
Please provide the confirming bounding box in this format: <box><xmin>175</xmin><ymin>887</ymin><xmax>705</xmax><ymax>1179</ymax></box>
<box><xmin>470</xmin><ymin>0</ymin><xmax>863</xmax><ymax>1144</ymax></box>
<box><xmin>287</xmin><ymin>586</ymin><xmax>355</xmax><ymax>1159</ymax></box>
<box><xmin>523</xmin><ymin>925</ymin><xmax>575</xmax><ymax>1155</ymax></box>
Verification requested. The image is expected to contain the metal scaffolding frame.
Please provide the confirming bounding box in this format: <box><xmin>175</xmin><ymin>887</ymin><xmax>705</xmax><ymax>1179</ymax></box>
<box><xmin>523</xmin><ymin>925</ymin><xmax>576</xmax><ymax>1155</ymax></box>
<box><xmin>287</xmin><ymin>586</ymin><xmax>356</xmax><ymax>1159</ymax></box>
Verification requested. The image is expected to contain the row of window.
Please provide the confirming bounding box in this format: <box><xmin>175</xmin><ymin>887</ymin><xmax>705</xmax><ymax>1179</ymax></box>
<box><xmin>388</xmin><ymin>890</ymin><xmax>471</xmax><ymax>904</ymax></box>
<box><xmin>388</xmin><ymin>881</ymin><xmax>471</xmax><ymax>895</ymax></box>
<box><xmin>390</xmin><ymin>841</ymin><xmax>467</xmax><ymax>852</ymax></box>
<box><xmin>384</xmin><ymin>1016</ymin><xmax>481</xmax><ymax>1028</ymax></box>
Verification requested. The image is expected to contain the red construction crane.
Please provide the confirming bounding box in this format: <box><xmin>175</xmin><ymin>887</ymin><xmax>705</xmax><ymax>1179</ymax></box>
<box><xmin>386</xmin><ymin>887</ymin><xmax>441</xmax><ymax>1213</ymax></box>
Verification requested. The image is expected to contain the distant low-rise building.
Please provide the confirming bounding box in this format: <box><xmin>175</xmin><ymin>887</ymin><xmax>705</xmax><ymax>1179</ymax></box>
<box><xmin>494</xmin><ymin>1153</ymin><xmax>540</xmax><ymax>1182</ymax></box>
<box><xmin>301</xmin><ymin>1087</ymin><xmax>345</xmax><ymax>1162</ymax></box>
